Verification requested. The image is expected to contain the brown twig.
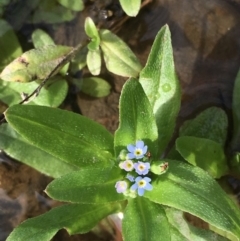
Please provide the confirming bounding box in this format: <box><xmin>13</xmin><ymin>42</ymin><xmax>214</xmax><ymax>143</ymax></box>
<box><xmin>0</xmin><ymin>43</ymin><xmax>84</xmax><ymax>124</ymax></box>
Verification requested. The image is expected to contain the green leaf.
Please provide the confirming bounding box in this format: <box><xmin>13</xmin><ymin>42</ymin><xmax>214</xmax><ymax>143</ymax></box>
<box><xmin>139</xmin><ymin>25</ymin><xmax>181</xmax><ymax>155</ymax></box>
<box><xmin>46</xmin><ymin>166</ymin><xmax>125</xmax><ymax>203</ymax></box>
<box><xmin>5</xmin><ymin>105</ymin><xmax>114</xmax><ymax>167</ymax></box>
<box><xmin>146</xmin><ymin>160</ymin><xmax>240</xmax><ymax>240</ymax></box>
<box><xmin>6</xmin><ymin>202</ymin><xmax>120</xmax><ymax>241</ymax></box>
<box><xmin>167</xmin><ymin>107</ymin><xmax>228</xmax><ymax>160</ymax></box>
<box><xmin>87</xmin><ymin>49</ymin><xmax>101</xmax><ymax>75</ymax></box>
<box><xmin>0</xmin><ymin>124</ymin><xmax>76</xmax><ymax>178</ymax></box>
<box><xmin>31</xmin><ymin>1</ymin><xmax>75</xmax><ymax>24</ymax></box>
<box><xmin>114</xmin><ymin>78</ymin><xmax>158</xmax><ymax>158</ymax></box>
<box><xmin>232</xmin><ymin>69</ymin><xmax>240</xmax><ymax>151</ymax></box>
<box><xmin>31</xmin><ymin>29</ymin><xmax>55</xmax><ymax>48</ymax></box>
<box><xmin>57</xmin><ymin>0</ymin><xmax>84</xmax><ymax>11</ymax></box>
<box><xmin>0</xmin><ymin>45</ymin><xmax>73</xmax><ymax>82</ymax></box>
<box><xmin>210</xmin><ymin>225</ymin><xmax>239</xmax><ymax>241</ymax></box>
<box><xmin>0</xmin><ymin>76</ymin><xmax>68</xmax><ymax>107</ymax></box>
<box><xmin>176</xmin><ymin>136</ymin><xmax>229</xmax><ymax>178</ymax></box>
<box><xmin>74</xmin><ymin>77</ymin><xmax>111</xmax><ymax>98</ymax></box>
<box><xmin>85</xmin><ymin>17</ymin><xmax>100</xmax><ymax>51</ymax></box>
<box><xmin>119</xmin><ymin>0</ymin><xmax>141</xmax><ymax>17</ymax></box>
<box><xmin>122</xmin><ymin>198</ymin><xmax>170</xmax><ymax>241</ymax></box>
<box><xmin>165</xmin><ymin>208</ymin><xmax>229</xmax><ymax>241</ymax></box>
<box><xmin>180</xmin><ymin>107</ymin><xmax>228</xmax><ymax>146</ymax></box>
<box><xmin>0</xmin><ymin>19</ymin><xmax>22</xmax><ymax>71</ymax></box>
<box><xmin>99</xmin><ymin>29</ymin><xmax>142</xmax><ymax>77</ymax></box>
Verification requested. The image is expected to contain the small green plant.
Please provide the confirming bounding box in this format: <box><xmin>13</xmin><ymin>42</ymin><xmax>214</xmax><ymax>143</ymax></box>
<box><xmin>0</xmin><ymin>19</ymin><xmax>240</xmax><ymax>240</ymax></box>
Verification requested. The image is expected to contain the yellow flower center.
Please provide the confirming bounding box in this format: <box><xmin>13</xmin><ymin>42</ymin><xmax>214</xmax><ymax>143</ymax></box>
<box><xmin>134</xmin><ymin>148</ymin><xmax>142</xmax><ymax>156</ymax></box>
<box><xmin>138</xmin><ymin>180</ymin><xmax>146</xmax><ymax>187</ymax></box>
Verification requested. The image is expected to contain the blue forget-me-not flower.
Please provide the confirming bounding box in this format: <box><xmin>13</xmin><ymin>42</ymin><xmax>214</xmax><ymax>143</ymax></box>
<box><xmin>130</xmin><ymin>176</ymin><xmax>153</xmax><ymax>196</ymax></box>
<box><xmin>134</xmin><ymin>161</ymin><xmax>150</xmax><ymax>175</ymax></box>
<box><xmin>127</xmin><ymin>140</ymin><xmax>148</xmax><ymax>159</ymax></box>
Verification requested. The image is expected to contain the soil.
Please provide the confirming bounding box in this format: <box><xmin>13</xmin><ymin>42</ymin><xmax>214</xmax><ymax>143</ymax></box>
<box><xmin>1</xmin><ymin>0</ymin><xmax>240</xmax><ymax>240</ymax></box>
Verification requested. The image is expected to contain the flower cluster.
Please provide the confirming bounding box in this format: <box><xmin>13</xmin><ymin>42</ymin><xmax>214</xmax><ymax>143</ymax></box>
<box><xmin>115</xmin><ymin>140</ymin><xmax>153</xmax><ymax>197</ymax></box>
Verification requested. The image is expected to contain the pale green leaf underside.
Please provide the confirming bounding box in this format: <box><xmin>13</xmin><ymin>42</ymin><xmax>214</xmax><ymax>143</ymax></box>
<box><xmin>100</xmin><ymin>29</ymin><xmax>142</xmax><ymax>78</ymax></box>
<box><xmin>87</xmin><ymin>49</ymin><xmax>101</xmax><ymax>75</ymax></box>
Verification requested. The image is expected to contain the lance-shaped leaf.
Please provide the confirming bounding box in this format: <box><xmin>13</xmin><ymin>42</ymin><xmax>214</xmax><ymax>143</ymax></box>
<box><xmin>5</xmin><ymin>105</ymin><xmax>114</xmax><ymax>167</ymax></box>
<box><xmin>180</xmin><ymin>107</ymin><xmax>228</xmax><ymax>146</ymax></box>
<box><xmin>46</xmin><ymin>166</ymin><xmax>125</xmax><ymax>203</ymax></box>
<box><xmin>139</xmin><ymin>25</ymin><xmax>181</xmax><ymax>155</ymax></box>
<box><xmin>87</xmin><ymin>48</ymin><xmax>101</xmax><ymax>75</ymax></box>
<box><xmin>119</xmin><ymin>0</ymin><xmax>141</xmax><ymax>17</ymax></box>
<box><xmin>0</xmin><ymin>45</ymin><xmax>74</xmax><ymax>82</ymax></box>
<box><xmin>232</xmin><ymin>69</ymin><xmax>240</xmax><ymax>151</ymax></box>
<box><xmin>0</xmin><ymin>124</ymin><xmax>76</xmax><ymax>178</ymax></box>
<box><xmin>114</xmin><ymin>78</ymin><xmax>158</xmax><ymax>158</ymax></box>
<box><xmin>123</xmin><ymin>198</ymin><xmax>170</xmax><ymax>241</ymax></box>
<box><xmin>99</xmin><ymin>29</ymin><xmax>142</xmax><ymax>77</ymax></box>
<box><xmin>0</xmin><ymin>76</ymin><xmax>68</xmax><ymax>107</ymax></box>
<box><xmin>85</xmin><ymin>17</ymin><xmax>100</xmax><ymax>51</ymax></box>
<box><xmin>6</xmin><ymin>202</ymin><xmax>120</xmax><ymax>241</ymax></box>
<box><xmin>176</xmin><ymin>136</ymin><xmax>229</xmax><ymax>178</ymax></box>
<box><xmin>145</xmin><ymin>160</ymin><xmax>240</xmax><ymax>240</ymax></box>
<box><xmin>165</xmin><ymin>208</ymin><xmax>229</xmax><ymax>241</ymax></box>
<box><xmin>0</xmin><ymin>19</ymin><xmax>22</xmax><ymax>71</ymax></box>
<box><xmin>31</xmin><ymin>29</ymin><xmax>55</xmax><ymax>48</ymax></box>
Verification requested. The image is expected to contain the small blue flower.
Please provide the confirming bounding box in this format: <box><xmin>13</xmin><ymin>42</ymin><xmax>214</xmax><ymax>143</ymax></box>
<box><xmin>126</xmin><ymin>173</ymin><xmax>135</xmax><ymax>182</ymax></box>
<box><xmin>127</xmin><ymin>140</ymin><xmax>148</xmax><ymax>159</ymax></box>
<box><xmin>134</xmin><ymin>161</ymin><xmax>150</xmax><ymax>175</ymax></box>
<box><xmin>115</xmin><ymin>181</ymin><xmax>128</xmax><ymax>193</ymax></box>
<box><xmin>130</xmin><ymin>176</ymin><xmax>153</xmax><ymax>196</ymax></box>
<box><xmin>119</xmin><ymin>160</ymin><xmax>134</xmax><ymax>171</ymax></box>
